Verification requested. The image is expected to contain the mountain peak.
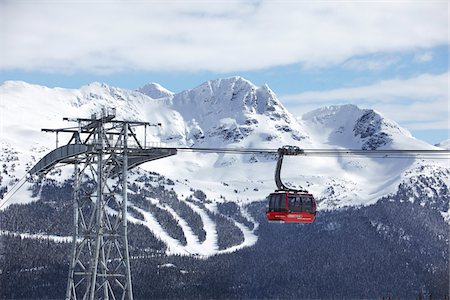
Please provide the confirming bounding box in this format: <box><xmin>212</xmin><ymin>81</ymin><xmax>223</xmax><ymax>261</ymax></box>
<box><xmin>81</xmin><ymin>81</ymin><xmax>110</xmax><ymax>89</ymax></box>
<box><xmin>302</xmin><ymin>104</ymin><xmax>414</xmax><ymax>149</ymax></box>
<box><xmin>208</xmin><ymin>76</ymin><xmax>254</xmax><ymax>86</ymax></box>
<box><xmin>193</xmin><ymin>77</ymin><xmax>257</xmax><ymax>99</ymax></box>
<box><xmin>173</xmin><ymin>76</ymin><xmax>284</xmax><ymax>114</ymax></box>
<box><xmin>137</xmin><ymin>82</ymin><xmax>174</xmax><ymax>99</ymax></box>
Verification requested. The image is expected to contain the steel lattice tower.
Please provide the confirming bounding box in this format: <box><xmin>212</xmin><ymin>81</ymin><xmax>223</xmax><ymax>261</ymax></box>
<box><xmin>28</xmin><ymin>108</ymin><xmax>177</xmax><ymax>300</ymax></box>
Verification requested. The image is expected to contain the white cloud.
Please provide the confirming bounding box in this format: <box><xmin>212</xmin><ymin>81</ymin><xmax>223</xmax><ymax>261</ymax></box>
<box><xmin>372</xmin><ymin>99</ymin><xmax>448</xmax><ymax>130</ymax></box>
<box><xmin>414</xmin><ymin>52</ymin><xmax>433</xmax><ymax>63</ymax></box>
<box><xmin>281</xmin><ymin>73</ymin><xmax>448</xmax><ymax>103</ymax></box>
<box><xmin>281</xmin><ymin>72</ymin><xmax>449</xmax><ymax>130</ymax></box>
<box><xmin>341</xmin><ymin>56</ymin><xmax>399</xmax><ymax>71</ymax></box>
<box><xmin>0</xmin><ymin>1</ymin><xmax>448</xmax><ymax>73</ymax></box>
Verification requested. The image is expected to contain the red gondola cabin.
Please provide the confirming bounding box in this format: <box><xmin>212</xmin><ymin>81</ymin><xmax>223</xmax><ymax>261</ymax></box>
<box><xmin>266</xmin><ymin>191</ymin><xmax>316</xmax><ymax>223</ymax></box>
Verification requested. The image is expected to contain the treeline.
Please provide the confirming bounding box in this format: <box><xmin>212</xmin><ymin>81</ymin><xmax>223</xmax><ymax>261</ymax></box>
<box><xmin>132</xmin><ymin>199</ymin><xmax>449</xmax><ymax>299</ymax></box>
<box><xmin>0</xmin><ymin>176</ymin><xmax>448</xmax><ymax>299</ymax></box>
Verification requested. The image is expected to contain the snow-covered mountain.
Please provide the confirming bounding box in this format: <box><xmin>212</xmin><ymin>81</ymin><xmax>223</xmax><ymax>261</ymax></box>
<box><xmin>137</xmin><ymin>82</ymin><xmax>174</xmax><ymax>99</ymax></box>
<box><xmin>301</xmin><ymin>104</ymin><xmax>431</xmax><ymax>150</ymax></box>
<box><xmin>136</xmin><ymin>77</ymin><xmax>310</xmax><ymax>149</ymax></box>
<box><xmin>0</xmin><ymin>78</ymin><xmax>448</xmax><ymax>298</ymax></box>
<box><xmin>166</xmin><ymin>77</ymin><xmax>309</xmax><ymax>148</ymax></box>
<box><xmin>0</xmin><ymin>77</ymin><xmax>448</xmax><ymax>254</ymax></box>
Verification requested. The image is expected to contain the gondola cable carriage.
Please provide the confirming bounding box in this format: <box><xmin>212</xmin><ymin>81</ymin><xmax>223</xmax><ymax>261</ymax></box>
<box><xmin>266</xmin><ymin>146</ymin><xmax>317</xmax><ymax>223</ymax></box>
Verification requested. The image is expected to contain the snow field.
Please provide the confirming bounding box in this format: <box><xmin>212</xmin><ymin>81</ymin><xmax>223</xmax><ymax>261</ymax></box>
<box><xmin>128</xmin><ymin>194</ymin><xmax>258</xmax><ymax>257</ymax></box>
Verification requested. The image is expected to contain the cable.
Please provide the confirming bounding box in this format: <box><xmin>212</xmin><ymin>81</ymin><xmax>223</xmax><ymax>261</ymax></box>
<box><xmin>0</xmin><ymin>163</ymin><xmax>72</xmax><ymax>210</ymax></box>
<box><xmin>0</xmin><ymin>174</ymin><xmax>29</xmax><ymax>210</ymax></box>
<box><xmin>2</xmin><ymin>146</ymin><xmax>448</xmax><ymax>207</ymax></box>
<box><xmin>175</xmin><ymin>147</ymin><xmax>277</xmax><ymax>154</ymax></box>
<box><xmin>174</xmin><ymin>147</ymin><xmax>450</xmax><ymax>159</ymax></box>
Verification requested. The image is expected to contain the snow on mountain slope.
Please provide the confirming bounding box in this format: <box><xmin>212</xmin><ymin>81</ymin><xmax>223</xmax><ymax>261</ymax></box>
<box><xmin>301</xmin><ymin>104</ymin><xmax>433</xmax><ymax>150</ymax></box>
<box><xmin>0</xmin><ymin>81</ymin><xmax>186</xmax><ymax>150</ymax></box>
<box><xmin>435</xmin><ymin>139</ymin><xmax>450</xmax><ymax>150</ymax></box>
<box><xmin>165</xmin><ymin>77</ymin><xmax>310</xmax><ymax>148</ymax></box>
<box><xmin>137</xmin><ymin>82</ymin><xmax>174</xmax><ymax>99</ymax></box>
<box><xmin>1</xmin><ymin>80</ymin><xmax>446</xmax><ymax>209</ymax></box>
<box><xmin>0</xmin><ymin>78</ymin><xmax>449</xmax><ymax>256</ymax></box>
<box><xmin>299</xmin><ymin>104</ymin><xmax>446</xmax><ymax>208</ymax></box>
<box><xmin>0</xmin><ymin>80</ymin><xmax>190</xmax><ymax>193</ymax></box>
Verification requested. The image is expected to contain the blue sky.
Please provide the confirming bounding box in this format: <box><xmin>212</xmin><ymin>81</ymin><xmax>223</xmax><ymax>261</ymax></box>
<box><xmin>1</xmin><ymin>0</ymin><xmax>448</xmax><ymax>144</ymax></box>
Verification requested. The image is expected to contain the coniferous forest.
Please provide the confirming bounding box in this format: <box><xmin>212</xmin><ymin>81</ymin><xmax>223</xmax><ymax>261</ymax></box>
<box><xmin>0</xmin><ymin>180</ymin><xmax>448</xmax><ymax>299</ymax></box>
